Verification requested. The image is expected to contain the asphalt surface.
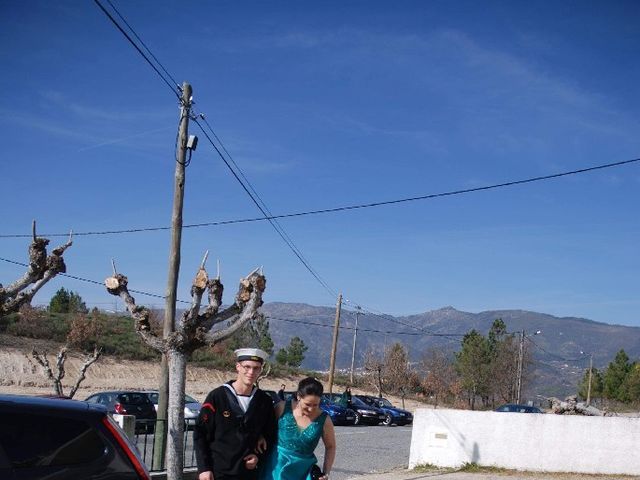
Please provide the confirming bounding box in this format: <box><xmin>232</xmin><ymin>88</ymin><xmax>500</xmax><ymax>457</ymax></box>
<box><xmin>315</xmin><ymin>424</ymin><xmax>413</xmax><ymax>480</ymax></box>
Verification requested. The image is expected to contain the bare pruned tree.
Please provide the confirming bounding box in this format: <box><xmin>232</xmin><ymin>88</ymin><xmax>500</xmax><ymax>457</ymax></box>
<box><xmin>0</xmin><ymin>221</ymin><xmax>72</xmax><ymax>316</ymax></box>
<box><xmin>30</xmin><ymin>310</ymin><xmax>103</xmax><ymax>399</ymax></box>
<box><xmin>30</xmin><ymin>346</ymin><xmax>102</xmax><ymax>398</ymax></box>
<box><xmin>104</xmin><ymin>257</ymin><xmax>266</xmax><ymax>480</ymax></box>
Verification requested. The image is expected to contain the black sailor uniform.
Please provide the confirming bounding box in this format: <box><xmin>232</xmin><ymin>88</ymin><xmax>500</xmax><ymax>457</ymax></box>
<box><xmin>194</xmin><ymin>382</ymin><xmax>277</xmax><ymax>480</ymax></box>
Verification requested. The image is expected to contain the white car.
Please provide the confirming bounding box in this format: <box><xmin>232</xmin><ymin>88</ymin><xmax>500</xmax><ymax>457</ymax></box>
<box><xmin>143</xmin><ymin>390</ymin><xmax>202</xmax><ymax>428</ymax></box>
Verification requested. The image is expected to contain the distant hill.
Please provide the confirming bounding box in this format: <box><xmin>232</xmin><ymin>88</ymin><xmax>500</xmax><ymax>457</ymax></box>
<box><xmin>261</xmin><ymin>303</ymin><xmax>640</xmax><ymax>398</ymax></box>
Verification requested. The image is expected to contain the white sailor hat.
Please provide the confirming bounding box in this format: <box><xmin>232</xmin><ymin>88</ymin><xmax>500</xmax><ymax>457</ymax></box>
<box><xmin>234</xmin><ymin>348</ymin><xmax>268</xmax><ymax>364</ymax></box>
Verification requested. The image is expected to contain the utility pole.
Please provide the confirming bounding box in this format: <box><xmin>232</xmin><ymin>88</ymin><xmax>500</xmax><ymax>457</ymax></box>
<box><xmin>587</xmin><ymin>353</ymin><xmax>593</xmax><ymax>406</ymax></box>
<box><xmin>154</xmin><ymin>81</ymin><xmax>192</xmax><ymax>470</ymax></box>
<box><xmin>515</xmin><ymin>329</ymin><xmax>525</xmax><ymax>404</ymax></box>
<box><xmin>327</xmin><ymin>293</ymin><xmax>342</xmax><ymax>394</ymax></box>
<box><xmin>349</xmin><ymin>306</ymin><xmax>361</xmax><ymax>384</ymax></box>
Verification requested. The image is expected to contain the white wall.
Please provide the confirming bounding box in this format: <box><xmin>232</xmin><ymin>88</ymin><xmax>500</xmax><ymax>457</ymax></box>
<box><xmin>409</xmin><ymin>408</ymin><xmax>640</xmax><ymax>476</ymax></box>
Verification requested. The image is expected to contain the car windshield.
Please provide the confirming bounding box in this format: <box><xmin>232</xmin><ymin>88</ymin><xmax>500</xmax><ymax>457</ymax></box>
<box><xmin>378</xmin><ymin>398</ymin><xmax>393</xmax><ymax>408</ymax></box>
<box><xmin>185</xmin><ymin>394</ymin><xmax>198</xmax><ymax>403</ymax></box>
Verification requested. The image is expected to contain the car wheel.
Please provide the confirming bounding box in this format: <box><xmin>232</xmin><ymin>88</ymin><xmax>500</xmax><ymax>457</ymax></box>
<box><xmin>382</xmin><ymin>414</ymin><xmax>392</xmax><ymax>426</ymax></box>
<box><xmin>353</xmin><ymin>412</ymin><xmax>361</xmax><ymax>425</ymax></box>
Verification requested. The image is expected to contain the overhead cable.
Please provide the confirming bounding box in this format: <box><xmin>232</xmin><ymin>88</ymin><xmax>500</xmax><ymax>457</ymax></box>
<box><xmin>93</xmin><ymin>0</ymin><xmax>181</xmax><ymax>99</ymax></box>
<box><xmin>3</xmin><ymin>156</ymin><xmax>638</xmax><ymax>239</ymax></box>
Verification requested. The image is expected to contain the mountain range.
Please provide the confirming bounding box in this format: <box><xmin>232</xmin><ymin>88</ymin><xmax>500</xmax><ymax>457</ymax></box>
<box><xmin>260</xmin><ymin>302</ymin><xmax>640</xmax><ymax>398</ymax></box>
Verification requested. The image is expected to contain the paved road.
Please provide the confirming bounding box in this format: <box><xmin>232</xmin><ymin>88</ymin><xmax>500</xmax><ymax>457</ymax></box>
<box><xmin>136</xmin><ymin>423</ymin><xmax>413</xmax><ymax>476</ymax></box>
<box><xmin>315</xmin><ymin>424</ymin><xmax>413</xmax><ymax>480</ymax></box>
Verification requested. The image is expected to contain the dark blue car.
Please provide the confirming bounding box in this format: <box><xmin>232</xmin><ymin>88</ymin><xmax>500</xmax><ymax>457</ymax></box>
<box><xmin>358</xmin><ymin>395</ymin><xmax>413</xmax><ymax>426</ymax></box>
<box><xmin>320</xmin><ymin>394</ymin><xmax>356</xmax><ymax>425</ymax></box>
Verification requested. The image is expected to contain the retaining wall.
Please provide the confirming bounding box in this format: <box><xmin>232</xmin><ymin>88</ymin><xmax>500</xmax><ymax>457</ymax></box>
<box><xmin>409</xmin><ymin>408</ymin><xmax>640</xmax><ymax>476</ymax></box>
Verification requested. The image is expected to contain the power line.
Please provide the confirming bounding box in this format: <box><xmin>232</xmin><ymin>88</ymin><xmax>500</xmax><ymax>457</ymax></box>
<box><xmin>92</xmin><ymin>0</ymin><xmax>337</xmax><ymax>299</ymax></box>
<box><xmin>192</xmin><ymin>117</ymin><xmax>337</xmax><ymax>298</ymax></box>
<box><xmin>2</xmin><ymin>156</ymin><xmax>638</xmax><ymax>239</ymax></box>
<box><xmin>342</xmin><ymin>303</ymin><xmax>465</xmax><ymax>342</ymax></box>
<box><xmin>0</xmin><ymin>256</ymin><xmax>190</xmax><ymax>304</ymax></box>
<box><xmin>104</xmin><ymin>0</ymin><xmax>181</xmax><ymax>91</ymax></box>
<box><xmin>93</xmin><ymin>0</ymin><xmax>181</xmax><ymax>99</ymax></box>
<box><xmin>266</xmin><ymin>315</ymin><xmax>463</xmax><ymax>337</ymax></box>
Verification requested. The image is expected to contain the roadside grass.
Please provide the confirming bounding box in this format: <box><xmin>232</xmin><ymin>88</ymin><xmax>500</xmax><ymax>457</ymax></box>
<box><xmin>412</xmin><ymin>463</ymin><xmax>637</xmax><ymax>478</ymax></box>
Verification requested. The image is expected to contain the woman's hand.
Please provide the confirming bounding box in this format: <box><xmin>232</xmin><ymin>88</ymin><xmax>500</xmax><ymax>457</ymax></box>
<box><xmin>244</xmin><ymin>453</ymin><xmax>259</xmax><ymax>470</ymax></box>
<box><xmin>319</xmin><ymin>474</ymin><xmax>329</xmax><ymax>480</ymax></box>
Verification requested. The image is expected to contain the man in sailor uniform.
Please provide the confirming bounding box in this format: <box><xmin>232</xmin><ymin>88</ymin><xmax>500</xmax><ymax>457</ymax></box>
<box><xmin>194</xmin><ymin>348</ymin><xmax>277</xmax><ymax>480</ymax></box>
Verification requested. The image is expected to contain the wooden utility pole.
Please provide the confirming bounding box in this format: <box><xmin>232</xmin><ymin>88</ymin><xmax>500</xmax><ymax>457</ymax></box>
<box><xmin>587</xmin><ymin>353</ymin><xmax>593</xmax><ymax>406</ymax></box>
<box><xmin>154</xmin><ymin>81</ymin><xmax>192</xmax><ymax>470</ymax></box>
<box><xmin>515</xmin><ymin>329</ymin><xmax>525</xmax><ymax>404</ymax></box>
<box><xmin>349</xmin><ymin>306</ymin><xmax>361</xmax><ymax>384</ymax></box>
<box><xmin>327</xmin><ymin>293</ymin><xmax>342</xmax><ymax>394</ymax></box>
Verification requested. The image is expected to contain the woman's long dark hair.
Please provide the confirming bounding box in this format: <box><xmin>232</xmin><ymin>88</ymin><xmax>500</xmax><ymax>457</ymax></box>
<box><xmin>296</xmin><ymin>377</ymin><xmax>324</xmax><ymax>398</ymax></box>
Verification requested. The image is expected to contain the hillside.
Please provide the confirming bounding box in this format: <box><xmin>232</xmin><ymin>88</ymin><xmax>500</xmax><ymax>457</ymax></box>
<box><xmin>262</xmin><ymin>303</ymin><xmax>640</xmax><ymax>397</ymax></box>
<box><xmin>0</xmin><ymin>332</ymin><xmax>425</xmax><ymax>412</ymax></box>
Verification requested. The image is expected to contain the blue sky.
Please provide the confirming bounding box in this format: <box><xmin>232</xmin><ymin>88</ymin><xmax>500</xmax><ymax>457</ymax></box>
<box><xmin>1</xmin><ymin>1</ymin><xmax>639</xmax><ymax>327</ymax></box>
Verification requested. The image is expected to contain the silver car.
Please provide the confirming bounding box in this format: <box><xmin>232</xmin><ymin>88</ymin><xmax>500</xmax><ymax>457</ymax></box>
<box><xmin>143</xmin><ymin>390</ymin><xmax>202</xmax><ymax>428</ymax></box>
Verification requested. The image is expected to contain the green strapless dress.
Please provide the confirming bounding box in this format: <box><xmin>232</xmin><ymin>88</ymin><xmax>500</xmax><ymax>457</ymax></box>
<box><xmin>260</xmin><ymin>398</ymin><xmax>327</xmax><ymax>480</ymax></box>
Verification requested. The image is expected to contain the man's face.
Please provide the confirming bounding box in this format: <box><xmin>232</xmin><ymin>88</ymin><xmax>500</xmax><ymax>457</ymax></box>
<box><xmin>236</xmin><ymin>360</ymin><xmax>262</xmax><ymax>385</ymax></box>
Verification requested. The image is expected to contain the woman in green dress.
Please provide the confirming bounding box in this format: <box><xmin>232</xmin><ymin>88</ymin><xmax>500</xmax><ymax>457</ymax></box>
<box><xmin>260</xmin><ymin>377</ymin><xmax>336</xmax><ymax>480</ymax></box>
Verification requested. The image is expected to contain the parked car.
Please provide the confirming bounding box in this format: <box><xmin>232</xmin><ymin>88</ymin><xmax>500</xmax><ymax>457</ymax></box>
<box><xmin>359</xmin><ymin>395</ymin><xmax>413</xmax><ymax>426</ymax></box>
<box><xmin>85</xmin><ymin>391</ymin><xmax>157</xmax><ymax>433</ymax></box>
<box><xmin>495</xmin><ymin>403</ymin><xmax>543</xmax><ymax>413</ymax></box>
<box><xmin>347</xmin><ymin>395</ymin><xmax>386</xmax><ymax>425</ymax></box>
<box><xmin>142</xmin><ymin>390</ymin><xmax>201</xmax><ymax>428</ymax></box>
<box><xmin>320</xmin><ymin>394</ymin><xmax>356</xmax><ymax>425</ymax></box>
<box><xmin>0</xmin><ymin>394</ymin><xmax>150</xmax><ymax>480</ymax></box>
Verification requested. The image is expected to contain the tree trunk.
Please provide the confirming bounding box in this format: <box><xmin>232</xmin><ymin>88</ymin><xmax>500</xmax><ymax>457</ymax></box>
<box><xmin>166</xmin><ymin>349</ymin><xmax>187</xmax><ymax>480</ymax></box>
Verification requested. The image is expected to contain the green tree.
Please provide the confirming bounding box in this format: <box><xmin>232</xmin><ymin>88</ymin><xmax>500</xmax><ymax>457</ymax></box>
<box><xmin>68</xmin><ymin>291</ymin><xmax>88</xmax><ymax>314</ymax></box>
<box><xmin>286</xmin><ymin>336</ymin><xmax>307</xmax><ymax>368</ymax></box>
<box><xmin>603</xmin><ymin>349</ymin><xmax>632</xmax><ymax>402</ymax></box>
<box><xmin>275</xmin><ymin>336</ymin><xmax>308</xmax><ymax>368</ymax></box>
<box><xmin>49</xmin><ymin>288</ymin><xmax>87</xmax><ymax>314</ymax></box>
<box><xmin>455</xmin><ymin>329</ymin><xmax>491</xmax><ymax>409</ymax></box>
<box><xmin>275</xmin><ymin>348</ymin><xmax>289</xmax><ymax>365</ymax></box>
<box><xmin>49</xmin><ymin>287</ymin><xmax>70</xmax><ymax>313</ymax></box>
<box><xmin>620</xmin><ymin>363</ymin><xmax>640</xmax><ymax>402</ymax></box>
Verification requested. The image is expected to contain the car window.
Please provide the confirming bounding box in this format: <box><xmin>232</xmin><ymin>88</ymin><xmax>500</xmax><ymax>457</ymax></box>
<box><xmin>0</xmin><ymin>412</ymin><xmax>106</xmax><ymax>468</ymax></box>
<box><xmin>185</xmin><ymin>394</ymin><xmax>197</xmax><ymax>403</ymax></box>
<box><xmin>118</xmin><ymin>393</ymin><xmax>150</xmax><ymax>405</ymax></box>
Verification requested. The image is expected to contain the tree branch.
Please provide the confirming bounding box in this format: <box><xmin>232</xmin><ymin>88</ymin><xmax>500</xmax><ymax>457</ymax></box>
<box><xmin>201</xmin><ymin>271</ymin><xmax>266</xmax><ymax>346</ymax></box>
<box><xmin>1</xmin><ymin>228</ymin><xmax>73</xmax><ymax>316</ymax></box>
<box><xmin>68</xmin><ymin>347</ymin><xmax>102</xmax><ymax>399</ymax></box>
<box><xmin>104</xmin><ymin>273</ymin><xmax>166</xmax><ymax>352</ymax></box>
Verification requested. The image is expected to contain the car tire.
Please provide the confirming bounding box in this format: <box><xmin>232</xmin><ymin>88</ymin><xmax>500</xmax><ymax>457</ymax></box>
<box><xmin>382</xmin><ymin>414</ymin><xmax>392</xmax><ymax>426</ymax></box>
<box><xmin>353</xmin><ymin>412</ymin><xmax>361</xmax><ymax>425</ymax></box>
